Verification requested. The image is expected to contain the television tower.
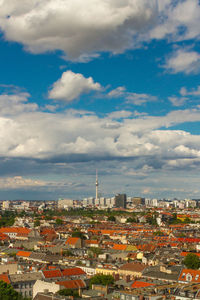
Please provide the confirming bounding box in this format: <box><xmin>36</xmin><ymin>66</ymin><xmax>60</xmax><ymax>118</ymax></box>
<box><xmin>95</xmin><ymin>169</ymin><xmax>99</xmax><ymax>200</ymax></box>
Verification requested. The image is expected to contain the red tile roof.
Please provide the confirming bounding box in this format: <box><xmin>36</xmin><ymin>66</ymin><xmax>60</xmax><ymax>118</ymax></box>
<box><xmin>85</xmin><ymin>240</ymin><xmax>99</xmax><ymax>245</ymax></box>
<box><xmin>181</xmin><ymin>252</ymin><xmax>200</xmax><ymax>257</ymax></box>
<box><xmin>112</xmin><ymin>244</ymin><xmax>127</xmax><ymax>251</ymax></box>
<box><xmin>41</xmin><ymin>228</ymin><xmax>56</xmax><ymax>235</ymax></box>
<box><xmin>179</xmin><ymin>269</ymin><xmax>200</xmax><ymax>283</ymax></box>
<box><xmin>119</xmin><ymin>262</ymin><xmax>146</xmax><ymax>273</ymax></box>
<box><xmin>0</xmin><ymin>274</ymin><xmax>10</xmax><ymax>284</ymax></box>
<box><xmin>0</xmin><ymin>227</ymin><xmax>30</xmax><ymax>237</ymax></box>
<box><xmin>43</xmin><ymin>269</ymin><xmax>63</xmax><ymax>279</ymax></box>
<box><xmin>131</xmin><ymin>281</ymin><xmax>155</xmax><ymax>289</ymax></box>
<box><xmin>0</xmin><ymin>232</ymin><xmax>9</xmax><ymax>240</ymax></box>
<box><xmin>56</xmin><ymin>279</ymin><xmax>86</xmax><ymax>289</ymax></box>
<box><xmin>62</xmin><ymin>267</ymin><xmax>86</xmax><ymax>277</ymax></box>
<box><xmin>16</xmin><ymin>251</ymin><xmax>31</xmax><ymax>257</ymax></box>
<box><xmin>65</xmin><ymin>237</ymin><xmax>80</xmax><ymax>245</ymax></box>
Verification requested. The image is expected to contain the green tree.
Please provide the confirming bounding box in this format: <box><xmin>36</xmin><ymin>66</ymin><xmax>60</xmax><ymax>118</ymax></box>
<box><xmin>126</xmin><ymin>217</ymin><xmax>137</xmax><ymax>223</ymax></box>
<box><xmin>34</xmin><ymin>219</ymin><xmax>40</xmax><ymax>227</ymax></box>
<box><xmin>90</xmin><ymin>274</ymin><xmax>114</xmax><ymax>288</ymax></box>
<box><xmin>183</xmin><ymin>253</ymin><xmax>200</xmax><ymax>269</ymax></box>
<box><xmin>55</xmin><ymin>218</ymin><xmax>63</xmax><ymax>225</ymax></box>
<box><xmin>62</xmin><ymin>250</ymin><xmax>73</xmax><ymax>256</ymax></box>
<box><xmin>58</xmin><ymin>289</ymin><xmax>79</xmax><ymax>297</ymax></box>
<box><xmin>146</xmin><ymin>215</ymin><xmax>157</xmax><ymax>226</ymax></box>
<box><xmin>0</xmin><ymin>280</ymin><xmax>30</xmax><ymax>300</ymax></box>
<box><xmin>72</xmin><ymin>231</ymin><xmax>86</xmax><ymax>239</ymax></box>
<box><xmin>107</xmin><ymin>216</ymin><xmax>116</xmax><ymax>222</ymax></box>
<box><xmin>183</xmin><ymin>217</ymin><xmax>191</xmax><ymax>224</ymax></box>
<box><xmin>89</xmin><ymin>247</ymin><xmax>102</xmax><ymax>257</ymax></box>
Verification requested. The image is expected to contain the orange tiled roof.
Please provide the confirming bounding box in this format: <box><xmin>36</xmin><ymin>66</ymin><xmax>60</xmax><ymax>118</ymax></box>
<box><xmin>179</xmin><ymin>269</ymin><xmax>200</xmax><ymax>283</ymax></box>
<box><xmin>0</xmin><ymin>227</ymin><xmax>30</xmax><ymax>234</ymax></box>
<box><xmin>16</xmin><ymin>251</ymin><xmax>31</xmax><ymax>257</ymax></box>
<box><xmin>85</xmin><ymin>240</ymin><xmax>99</xmax><ymax>245</ymax></box>
<box><xmin>41</xmin><ymin>228</ymin><xmax>56</xmax><ymax>235</ymax></box>
<box><xmin>119</xmin><ymin>262</ymin><xmax>146</xmax><ymax>272</ymax></box>
<box><xmin>0</xmin><ymin>232</ymin><xmax>9</xmax><ymax>240</ymax></box>
<box><xmin>112</xmin><ymin>244</ymin><xmax>127</xmax><ymax>251</ymax></box>
<box><xmin>0</xmin><ymin>274</ymin><xmax>10</xmax><ymax>284</ymax></box>
<box><xmin>131</xmin><ymin>281</ymin><xmax>155</xmax><ymax>289</ymax></box>
<box><xmin>181</xmin><ymin>252</ymin><xmax>200</xmax><ymax>257</ymax></box>
<box><xmin>62</xmin><ymin>267</ymin><xmax>86</xmax><ymax>277</ymax></box>
<box><xmin>65</xmin><ymin>237</ymin><xmax>80</xmax><ymax>245</ymax></box>
<box><xmin>56</xmin><ymin>279</ymin><xmax>85</xmax><ymax>289</ymax></box>
<box><xmin>43</xmin><ymin>269</ymin><xmax>63</xmax><ymax>278</ymax></box>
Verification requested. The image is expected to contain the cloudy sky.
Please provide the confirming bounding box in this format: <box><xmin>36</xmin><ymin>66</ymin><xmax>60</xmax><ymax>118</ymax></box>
<box><xmin>0</xmin><ymin>0</ymin><xmax>200</xmax><ymax>200</ymax></box>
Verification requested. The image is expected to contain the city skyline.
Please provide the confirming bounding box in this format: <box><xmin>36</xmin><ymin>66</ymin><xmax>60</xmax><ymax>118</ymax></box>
<box><xmin>0</xmin><ymin>1</ymin><xmax>200</xmax><ymax>200</ymax></box>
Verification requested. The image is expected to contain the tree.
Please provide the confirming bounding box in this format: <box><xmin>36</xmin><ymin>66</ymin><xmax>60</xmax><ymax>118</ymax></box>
<box><xmin>183</xmin><ymin>217</ymin><xmax>191</xmax><ymax>224</ymax></box>
<box><xmin>107</xmin><ymin>216</ymin><xmax>116</xmax><ymax>222</ymax></box>
<box><xmin>126</xmin><ymin>217</ymin><xmax>137</xmax><ymax>223</ymax></box>
<box><xmin>146</xmin><ymin>215</ymin><xmax>157</xmax><ymax>226</ymax></box>
<box><xmin>72</xmin><ymin>231</ymin><xmax>86</xmax><ymax>239</ymax></box>
<box><xmin>56</xmin><ymin>218</ymin><xmax>63</xmax><ymax>225</ymax></box>
<box><xmin>90</xmin><ymin>274</ymin><xmax>114</xmax><ymax>288</ymax></box>
<box><xmin>89</xmin><ymin>247</ymin><xmax>102</xmax><ymax>257</ymax></box>
<box><xmin>58</xmin><ymin>289</ymin><xmax>79</xmax><ymax>297</ymax></box>
<box><xmin>183</xmin><ymin>253</ymin><xmax>200</xmax><ymax>270</ymax></box>
<box><xmin>0</xmin><ymin>280</ymin><xmax>30</xmax><ymax>300</ymax></box>
<box><xmin>34</xmin><ymin>219</ymin><xmax>40</xmax><ymax>227</ymax></box>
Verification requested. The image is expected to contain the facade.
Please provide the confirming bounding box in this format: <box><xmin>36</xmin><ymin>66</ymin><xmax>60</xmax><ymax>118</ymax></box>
<box><xmin>115</xmin><ymin>194</ymin><xmax>127</xmax><ymax>209</ymax></box>
<box><xmin>58</xmin><ymin>198</ymin><xmax>74</xmax><ymax>209</ymax></box>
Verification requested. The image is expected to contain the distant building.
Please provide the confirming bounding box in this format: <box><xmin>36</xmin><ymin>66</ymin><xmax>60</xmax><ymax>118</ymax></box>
<box><xmin>58</xmin><ymin>198</ymin><xmax>74</xmax><ymax>209</ymax></box>
<box><xmin>132</xmin><ymin>197</ymin><xmax>145</xmax><ymax>206</ymax></box>
<box><xmin>2</xmin><ymin>200</ymin><xmax>10</xmax><ymax>210</ymax></box>
<box><xmin>115</xmin><ymin>194</ymin><xmax>127</xmax><ymax>209</ymax></box>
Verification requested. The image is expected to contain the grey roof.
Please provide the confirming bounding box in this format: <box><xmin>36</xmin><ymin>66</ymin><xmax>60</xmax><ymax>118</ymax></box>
<box><xmin>30</xmin><ymin>252</ymin><xmax>46</xmax><ymax>260</ymax></box>
<box><xmin>143</xmin><ymin>265</ymin><xmax>183</xmax><ymax>282</ymax></box>
<box><xmin>10</xmin><ymin>272</ymin><xmax>43</xmax><ymax>283</ymax></box>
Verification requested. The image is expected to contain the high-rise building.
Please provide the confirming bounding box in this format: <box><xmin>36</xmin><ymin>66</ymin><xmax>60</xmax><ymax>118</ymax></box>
<box><xmin>115</xmin><ymin>194</ymin><xmax>127</xmax><ymax>209</ymax></box>
<box><xmin>132</xmin><ymin>197</ymin><xmax>145</xmax><ymax>206</ymax></box>
<box><xmin>95</xmin><ymin>170</ymin><xmax>99</xmax><ymax>200</ymax></box>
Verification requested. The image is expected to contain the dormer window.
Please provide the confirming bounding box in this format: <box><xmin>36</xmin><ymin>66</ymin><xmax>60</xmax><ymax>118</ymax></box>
<box><xmin>186</xmin><ymin>273</ymin><xmax>192</xmax><ymax>282</ymax></box>
<box><xmin>195</xmin><ymin>274</ymin><xmax>199</xmax><ymax>281</ymax></box>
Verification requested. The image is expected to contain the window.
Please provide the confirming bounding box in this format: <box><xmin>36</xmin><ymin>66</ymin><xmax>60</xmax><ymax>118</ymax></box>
<box><xmin>182</xmin><ymin>272</ymin><xmax>185</xmax><ymax>278</ymax></box>
<box><xmin>195</xmin><ymin>275</ymin><xmax>199</xmax><ymax>281</ymax></box>
<box><xmin>186</xmin><ymin>273</ymin><xmax>192</xmax><ymax>282</ymax></box>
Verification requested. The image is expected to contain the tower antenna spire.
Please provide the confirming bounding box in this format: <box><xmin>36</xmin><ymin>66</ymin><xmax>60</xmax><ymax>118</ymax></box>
<box><xmin>96</xmin><ymin>169</ymin><xmax>99</xmax><ymax>200</ymax></box>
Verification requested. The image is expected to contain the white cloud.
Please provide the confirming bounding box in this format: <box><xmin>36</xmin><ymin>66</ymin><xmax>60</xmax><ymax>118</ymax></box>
<box><xmin>168</xmin><ymin>96</ymin><xmax>188</xmax><ymax>107</ymax></box>
<box><xmin>150</xmin><ymin>0</ymin><xmax>200</xmax><ymax>41</ymax></box>
<box><xmin>180</xmin><ymin>85</ymin><xmax>200</xmax><ymax>96</ymax></box>
<box><xmin>107</xmin><ymin>110</ymin><xmax>132</xmax><ymax>119</ymax></box>
<box><xmin>1</xmin><ymin>91</ymin><xmax>200</xmax><ymax>177</ymax></box>
<box><xmin>0</xmin><ymin>0</ymin><xmax>157</xmax><ymax>61</ymax></box>
<box><xmin>108</xmin><ymin>86</ymin><xmax>157</xmax><ymax>105</ymax></box>
<box><xmin>164</xmin><ymin>48</ymin><xmax>200</xmax><ymax>74</ymax></box>
<box><xmin>0</xmin><ymin>176</ymin><xmax>46</xmax><ymax>189</ymax></box>
<box><xmin>0</xmin><ymin>92</ymin><xmax>38</xmax><ymax>115</ymax></box>
<box><xmin>1</xmin><ymin>94</ymin><xmax>200</xmax><ymax>199</ymax></box>
<box><xmin>48</xmin><ymin>71</ymin><xmax>101</xmax><ymax>102</ymax></box>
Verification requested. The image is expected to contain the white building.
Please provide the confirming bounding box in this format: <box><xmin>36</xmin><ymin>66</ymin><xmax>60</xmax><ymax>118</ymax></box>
<box><xmin>2</xmin><ymin>200</ymin><xmax>10</xmax><ymax>210</ymax></box>
<box><xmin>58</xmin><ymin>198</ymin><xmax>74</xmax><ymax>209</ymax></box>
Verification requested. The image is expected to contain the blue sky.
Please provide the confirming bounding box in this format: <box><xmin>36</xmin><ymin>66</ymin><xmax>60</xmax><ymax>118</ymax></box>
<box><xmin>0</xmin><ymin>0</ymin><xmax>200</xmax><ymax>200</ymax></box>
